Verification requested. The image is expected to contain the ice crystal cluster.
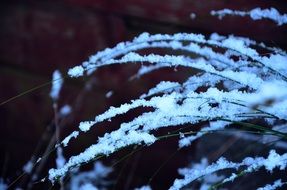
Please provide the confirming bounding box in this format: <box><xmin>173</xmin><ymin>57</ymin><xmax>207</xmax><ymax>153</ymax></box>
<box><xmin>46</xmin><ymin>30</ymin><xmax>287</xmax><ymax>189</ymax></box>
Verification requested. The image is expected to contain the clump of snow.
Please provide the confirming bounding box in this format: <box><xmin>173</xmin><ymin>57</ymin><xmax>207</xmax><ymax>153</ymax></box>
<box><xmin>105</xmin><ymin>91</ymin><xmax>113</xmax><ymax>98</ymax></box>
<box><xmin>59</xmin><ymin>105</ymin><xmax>72</xmax><ymax>116</ymax></box>
<box><xmin>79</xmin><ymin>121</ymin><xmax>96</xmax><ymax>132</ymax></box>
<box><xmin>222</xmin><ymin>173</ymin><xmax>237</xmax><ymax>183</ymax></box>
<box><xmin>155</xmin><ymin>95</ymin><xmax>176</xmax><ymax>113</ymax></box>
<box><xmin>68</xmin><ymin>66</ymin><xmax>84</xmax><ymax>78</ymax></box>
<box><xmin>62</xmin><ymin>131</ymin><xmax>79</xmax><ymax>147</ymax></box>
<box><xmin>190</xmin><ymin>13</ymin><xmax>196</xmax><ymax>19</ymax></box>
<box><xmin>56</xmin><ymin>147</ymin><xmax>66</xmax><ymax>169</ymax></box>
<box><xmin>50</xmin><ymin>70</ymin><xmax>63</xmax><ymax>101</ymax></box>
<box><xmin>250</xmin><ymin>8</ymin><xmax>287</xmax><ymax>25</ymax></box>
<box><xmin>23</xmin><ymin>160</ymin><xmax>33</xmax><ymax>174</ymax></box>
<box><xmin>261</xmin><ymin>54</ymin><xmax>287</xmax><ymax>75</ymax></box>
<box><xmin>261</xmin><ymin>150</ymin><xmax>287</xmax><ymax>171</ymax></box>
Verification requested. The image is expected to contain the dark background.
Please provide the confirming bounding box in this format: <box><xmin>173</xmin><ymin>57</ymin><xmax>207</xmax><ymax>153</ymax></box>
<box><xmin>0</xmin><ymin>0</ymin><xmax>286</xmax><ymax>189</ymax></box>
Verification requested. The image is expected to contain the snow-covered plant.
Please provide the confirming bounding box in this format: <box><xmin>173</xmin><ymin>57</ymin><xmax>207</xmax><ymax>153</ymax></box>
<box><xmin>44</xmin><ymin>29</ymin><xmax>287</xmax><ymax>189</ymax></box>
<box><xmin>174</xmin><ymin>158</ymin><xmax>226</xmax><ymax>190</ymax></box>
<box><xmin>2</xmin><ymin>4</ymin><xmax>287</xmax><ymax>190</ymax></box>
<box><xmin>211</xmin><ymin>7</ymin><xmax>287</xmax><ymax>26</ymax></box>
<box><xmin>171</xmin><ymin>150</ymin><xmax>287</xmax><ymax>190</ymax></box>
